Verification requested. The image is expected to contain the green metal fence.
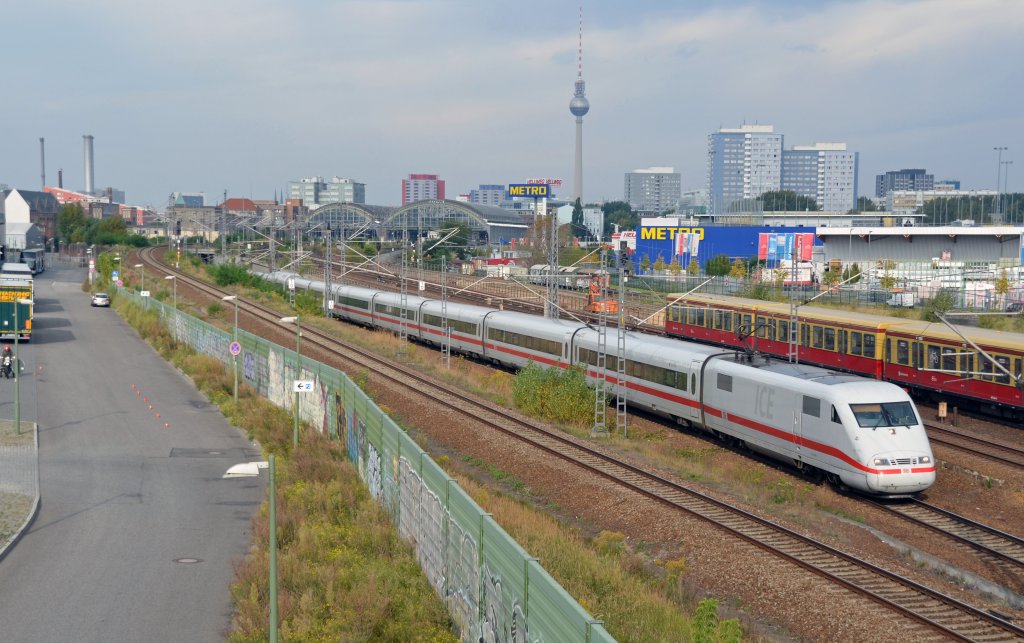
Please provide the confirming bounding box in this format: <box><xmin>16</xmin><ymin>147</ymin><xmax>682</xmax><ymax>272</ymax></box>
<box><xmin>130</xmin><ymin>292</ymin><xmax>614</xmax><ymax>643</ymax></box>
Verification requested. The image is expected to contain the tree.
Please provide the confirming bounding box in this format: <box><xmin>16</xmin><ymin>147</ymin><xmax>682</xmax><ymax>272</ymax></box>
<box><xmin>668</xmin><ymin>257</ymin><xmax>682</xmax><ymax>278</ymax></box>
<box><xmin>601</xmin><ymin>201</ymin><xmax>638</xmax><ymax>239</ymax></box>
<box><xmin>852</xmin><ymin>196</ymin><xmax>878</xmax><ymax>212</ymax></box>
<box><xmin>639</xmin><ymin>253</ymin><xmax>651</xmax><ymax>274</ymax></box>
<box><xmin>570</xmin><ymin>198</ymin><xmax>587</xmax><ymax>240</ymax></box>
<box><xmin>841</xmin><ymin>262</ymin><xmax>862</xmax><ymax>284</ymax></box>
<box><xmin>759</xmin><ymin>190</ymin><xmax>819</xmax><ymax>212</ymax></box>
<box><xmin>729</xmin><ymin>258</ymin><xmax>747</xmax><ymax>279</ymax></box>
<box><xmin>57</xmin><ymin>203</ymin><xmax>89</xmax><ymax>243</ymax></box>
<box><xmin>704</xmin><ymin>254</ymin><xmax>731</xmax><ymax>276</ymax></box>
<box><xmin>653</xmin><ymin>254</ymin><xmax>667</xmax><ymax>273</ymax></box>
<box><xmin>687</xmin><ymin>258</ymin><xmax>700</xmax><ymax>276</ymax></box>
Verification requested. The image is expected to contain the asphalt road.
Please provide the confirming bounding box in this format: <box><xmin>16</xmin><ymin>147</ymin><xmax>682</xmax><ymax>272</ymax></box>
<box><xmin>0</xmin><ymin>261</ymin><xmax>264</xmax><ymax>642</ymax></box>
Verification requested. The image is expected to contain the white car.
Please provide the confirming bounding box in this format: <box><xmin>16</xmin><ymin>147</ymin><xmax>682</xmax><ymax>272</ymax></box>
<box><xmin>92</xmin><ymin>292</ymin><xmax>111</xmax><ymax>307</ymax></box>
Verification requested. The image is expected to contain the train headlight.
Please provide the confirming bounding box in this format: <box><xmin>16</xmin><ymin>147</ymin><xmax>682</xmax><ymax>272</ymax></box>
<box><xmin>873</xmin><ymin>457</ymin><xmax>890</xmax><ymax>466</ymax></box>
<box><xmin>919</xmin><ymin>456</ymin><xmax>931</xmax><ymax>464</ymax></box>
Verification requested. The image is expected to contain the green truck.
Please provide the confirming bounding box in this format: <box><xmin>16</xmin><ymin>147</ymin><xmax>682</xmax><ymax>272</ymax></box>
<box><xmin>0</xmin><ymin>277</ymin><xmax>34</xmax><ymax>341</ymax></box>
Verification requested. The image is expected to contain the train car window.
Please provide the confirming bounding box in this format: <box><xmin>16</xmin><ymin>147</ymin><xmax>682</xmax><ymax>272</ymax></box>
<box><xmin>864</xmin><ymin>334</ymin><xmax>876</xmax><ymax>358</ymax></box>
<box><xmin>778</xmin><ymin>320</ymin><xmax>789</xmax><ymax>343</ymax></box>
<box><xmin>995</xmin><ymin>355</ymin><xmax>1011</xmax><ymax>385</ymax></box>
<box><xmin>686</xmin><ymin>307</ymin><xmax>696</xmax><ymax>325</ymax></box>
<box><xmin>1016</xmin><ymin>358</ymin><xmax>1022</xmax><ymax>383</ymax></box>
<box><xmin>912</xmin><ymin>342</ymin><xmax>923</xmax><ymax>369</ymax></box>
<box><xmin>896</xmin><ymin>340</ymin><xmax>910</xmax><ymax>365</ymax></box>
<box><xmin>927</xmin><ymin>345</ymin><xmax>941</xmax><ymax>370</ymax></box>
<box><xmin>691</xmin><ymin>373</ymin><xmax>696</xmax><ymax>394</ymax></box>
<box><xmin>723</xmin><ymin>312</ymin><xmax>732</xmax><ymax>332</ymax></box>
<box><xmin>941</xmin><ymin>347</ymin><xmax>957</xmax><ymax>372</ymax></box>
<box><xmin>802</xmin><ymin>396</ymin><xmax>821</xmax><ymax>418</ymax></box>
<box><xmin>765</xmin><ymin>320</ymin><xmax>776</xmax><ymax>341</ymax></box>
<box><xmin>885</xmin><ymin>339</ymin><xmax>892</xmax><ymax>363</ymax></box>
<box><xmin>800</xmin><ymin>323</ymin><xmax>810</xmax><ymax>347</ymax></box>
<box><xmin>824</xmin><ymin>328</ymin><xmax>836</xmax><ymax>351</ymax></box>
<box><xmin>342</xmin><ymin>296</ymin><xmax>368</xmax><ymax>310</ymax></box>
<box><xmin>961</xmin><ymin>353</ymin><xmax>974</xmax><ymax>376</ymax></box>
<box><xmin>717</xmin><ymin>373</ymin><xmax>732</xmax><ymax>392</ymax></box>
<box><xmin>755</xmin><ymin>321</ymin><xmax>766</xmax><ymax>338</ymax></box>
<box><xmin>838</xmin><ymin>330</ymin><xmax>847</xmax><ymax>354</ymax></box>
<box><xmin>850</xmin><ymin>332</ymin><xmax>862</xmax><ymax>356</ymax></box>
<box><xmin>713</xmin><ymin>310</ymin><xmax>723</xmax><ymax>330</ymax></box>
<box><xmin>742</xmin><ymin>314</ymin><xmax>751</xmax><ymax>331</ymax></box>
<box><xmin>831</xmin><ymin>405</ymin><xmax>842</xmax><ymax>424</ymax></box>
<box><xmin>980</xmin><ymin>356</ymin><xmax>993</xmax><ymax>381</ymax></box>
<box><xmin>696</xmin><ymin>309</ymin><xmax>706</xmax><ymax>327</ymax></box>
<box><xmin>812</xmin><ymin>326</ymin><xmax>824</xmax><ymax>349</ymax></box>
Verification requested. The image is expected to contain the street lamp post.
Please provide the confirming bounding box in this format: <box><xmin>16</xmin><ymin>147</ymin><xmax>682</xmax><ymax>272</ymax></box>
<box><xmin>994</xmin><ymin>146</ymin><xmax>1008</xmax><ymax>215</ymax></box>
<box><xmin>280</xmin><ymin>315</ymin><xmax>300</xmax><ymax>448</ymax></box>
<box><xmin>134</xmin><ymin>263</ymin><xmax>144</xmax><ymax>308</ymax></box>
<box><xmin>164</xmin><ymin>274</ymin><xmax>176</xmax><ymax>309</ymax></box>
<box><xmin>14</xmin><ymin>298</ymin><xmax>32</xmax><ymax>435</ymax></box>
<box><xmin>224</xmin><ymin>295</ymin><xmax>238</xmax><ymax>404</ymax></box>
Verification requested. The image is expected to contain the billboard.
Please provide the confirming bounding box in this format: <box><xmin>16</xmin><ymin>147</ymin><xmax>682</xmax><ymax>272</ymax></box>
<box><xmin>507</xmin><ymin>183</ymin><xmax>549</xmax><ymax>198</ymax></box>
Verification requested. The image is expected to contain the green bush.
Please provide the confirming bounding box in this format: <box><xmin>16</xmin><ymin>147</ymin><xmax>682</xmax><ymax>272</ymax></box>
<box><xmin>921</xmin><ymin>289</ymin><xmax>957</xmax><ymax>322</ymax></box>
<box><xmin>512</xmin><ymin>363</ymin><xmax>596</xmax><ymax>426</ymax></box>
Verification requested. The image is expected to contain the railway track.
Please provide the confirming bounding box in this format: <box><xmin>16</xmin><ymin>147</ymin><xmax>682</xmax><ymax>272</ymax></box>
<box><xmin>925</xmin><ymin>423</ymin><xmax>1024</xmax><ymax>469</ymax></box>
<box><xmin>140</xmin><ymin>248</ymin><xmax>1024</xmax><ymax>641</ymax></box>
<box><xmin>869</xmin><ymin>497</ymin><xmax>1024</xmax><ymax>593</ymax></box>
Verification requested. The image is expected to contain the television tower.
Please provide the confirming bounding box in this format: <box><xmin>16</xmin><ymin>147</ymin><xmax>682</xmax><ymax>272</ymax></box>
<box><xmin>569</xmin><ymin>3</ymin><xmax>589</xmax><ymax>203</ymax></box>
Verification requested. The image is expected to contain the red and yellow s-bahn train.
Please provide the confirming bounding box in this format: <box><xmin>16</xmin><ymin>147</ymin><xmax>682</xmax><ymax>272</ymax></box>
<box><xmin>665</xmin><ymin>293</ymin><xmax>1024</xmax><ymax>421</ymax></box>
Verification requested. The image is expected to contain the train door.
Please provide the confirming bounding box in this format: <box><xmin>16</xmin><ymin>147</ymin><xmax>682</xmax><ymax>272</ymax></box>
<box><xmin>688</xmin><ymin>359</ymin><xmax>703</xmax><ymax>424</ymax></box>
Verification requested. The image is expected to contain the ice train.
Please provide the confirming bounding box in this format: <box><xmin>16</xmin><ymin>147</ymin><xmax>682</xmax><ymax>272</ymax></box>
<box><xmin>266</xmin><ymin>271</ymin><xmax>936</xmax><ymax>496</ymax></box>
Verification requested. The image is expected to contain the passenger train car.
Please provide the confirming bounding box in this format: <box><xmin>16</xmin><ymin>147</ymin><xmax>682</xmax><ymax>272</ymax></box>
<box><xmin>665</xmin><ymin>292</ymin><xmax>1024</xmax><ymax>420</ymax></box>
<box><xmin>265</xmin><ymin>270</ymin><xmax>936</xmax><ymax>496</ymax></box>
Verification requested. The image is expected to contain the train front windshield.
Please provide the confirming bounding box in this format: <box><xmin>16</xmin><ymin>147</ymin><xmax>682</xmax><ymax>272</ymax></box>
<box><xmin>849</xmin><ymin>402</ymin><xmax>917</xmax><ymax>428</ymax></box>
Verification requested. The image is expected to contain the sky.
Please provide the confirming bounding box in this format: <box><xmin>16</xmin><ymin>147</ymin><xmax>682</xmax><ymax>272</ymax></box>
<box><xmin>1</xmin><ymin>0</ymin><xmax>1022</xmax><ymax>210</ymax></box>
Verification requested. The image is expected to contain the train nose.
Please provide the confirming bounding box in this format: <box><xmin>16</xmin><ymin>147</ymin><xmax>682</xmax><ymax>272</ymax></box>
<box><xmin>866</xmin><ymin>452</ymin><xmax>936</xmax><ymax>495</ymax></box>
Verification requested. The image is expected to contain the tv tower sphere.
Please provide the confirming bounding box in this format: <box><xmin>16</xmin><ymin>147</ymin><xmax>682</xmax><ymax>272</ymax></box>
<box><xmin>569</xmin><ymin>79</ymin><xmax>590</xmax><ymax>117</ymax></box>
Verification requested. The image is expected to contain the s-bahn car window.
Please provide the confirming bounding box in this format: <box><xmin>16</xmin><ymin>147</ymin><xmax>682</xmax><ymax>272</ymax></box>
<box><xmin>850</xmin><ymin>332</ymin><xmax>862</xmax><ymax>356</ymax></box>
<box><xmin>838</xmin><ymin>330</ymin><xmax>847</xmax><ymax>354</ymax></box>
<box><xmin>723</xmin><ymin>312</ymin><xmax>732</xmax><ymax>332</ymax></box>
<box><xmin>942</xmin><ymin>347</ymin><xmax>957</xmax><ymax>372</ymax></box>
<box><xmin>800</xmin><ymin>324</ymin><xmax>810</xmax><ymax>347</ymax></box>
<box><xmin>714</xmin><ymin>310</ymin><xmax>723</xmax><ymax>329</ymax></box>
<box><xmin>696</xmin><ymin>309</ymin><xmax>706</xmax><ymax>327</ymax></box>
<box><xmin>812</xmin><ymin>326</ymin><xmax>824</xmax><ymax>349</ymax></box>
<box><xmin>995</xmin><ymin>355</ymin><xmax>1011</xmax><ymax>384</ymax></box>
<box><xmin>980</xmin><ymin>356</ymin><xmax>994</xmax><ymax>381</ymax></box>
<box><xmin>927</xmin><ymin>345</ymin><xmax>941</xmax><ymax>370</ymax></box>
<box><xmin>778</xmin><ymin>320</ymin><xmax>789</xmax><ymax>343</ymax></box>
<box><xmin>961</xmin><ymin>352</ymin><xmax>974</xmax><ymax>375</ymax></box>
<box><xmin>863</xmin><ymin>334</ymin><xmax>876</xmax><ymax>358</ymax></box>
<box><xmin>896</xmin><ymin>340</ymin><xmax>910</xmax><ymax>365</ymax></box>
<box><xmin>849</xmin><ymin>402</ymin><xmax>917</xmax><ymax>428</ymax></box>
<box><xmin>824</xmin><ymin>328</ymin><xmax>836</xmax><ymax>351</ymax></box>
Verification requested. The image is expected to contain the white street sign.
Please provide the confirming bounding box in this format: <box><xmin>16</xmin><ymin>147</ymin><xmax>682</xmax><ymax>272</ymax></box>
<box><xmin>140</xmin><ymin>290</ymin><xmax>151</xmax><ymax>297</ymax></box>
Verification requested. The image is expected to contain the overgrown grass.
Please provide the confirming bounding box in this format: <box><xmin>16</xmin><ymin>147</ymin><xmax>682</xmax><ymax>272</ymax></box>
<box><xmin>512</xmin><ymin>362</ymin><xmax>596</xmax><ymax>427</ymax></box>
<box><xmin>115</xmin><ymin>297</ymin><xmax>456</xmax><ymax>642</ymax></box>
<box><xmin>452</xmin><ymin>474</ymin><xmax>742</xmax><ymax>642</ymax></box>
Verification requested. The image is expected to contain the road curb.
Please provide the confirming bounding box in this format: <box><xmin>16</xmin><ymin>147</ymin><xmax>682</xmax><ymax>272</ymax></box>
<box><xmin>0</xmin><ymin>422</ymin><xmax>40</xmax><ymax>563</ymax></box>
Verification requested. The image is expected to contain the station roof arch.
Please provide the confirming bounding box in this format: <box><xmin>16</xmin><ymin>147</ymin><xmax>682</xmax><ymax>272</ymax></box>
<box><xmin>384</xmin><ymin>199</ymin><xmax>531</xmax><ymax>242</ymax></box>
<box><xmin>308</xmin><ymin>202</ymin><xmax>395</xmax><ymax>240</ymax></box>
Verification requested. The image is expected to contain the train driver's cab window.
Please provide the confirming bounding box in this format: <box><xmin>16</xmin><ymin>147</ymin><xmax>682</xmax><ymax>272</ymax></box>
<box><xmin>831</xmin><ymin>405</ymin><xmax>842</xmax><ymax>425</ymax></box>
<box><xmin>849</xmin><ymin>402</ymin><xmax>917</xmax><ymax>428</ymax></box>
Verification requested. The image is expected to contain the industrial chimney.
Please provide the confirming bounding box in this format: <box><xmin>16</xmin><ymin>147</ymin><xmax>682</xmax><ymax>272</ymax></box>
<box><xmin>83</xmin><ymin>134</ymin><xmax>95</xmax><ymax>195</ymax></box>
<box><xmin>40</xmin><ymin>137</ymin><xmax>45</xmax><ymax>189</ymax></box>
<box><xmin>58</xmin><ymin>168</ymin><xmax>63</xmax><ymax>189</ymax></box>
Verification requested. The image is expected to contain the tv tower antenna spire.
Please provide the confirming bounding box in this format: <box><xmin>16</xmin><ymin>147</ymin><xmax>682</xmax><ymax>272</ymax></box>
<box><xmin>569</xmin><ymin>2</ymin><xmax>590</xmax><ymax>203</ymax></box>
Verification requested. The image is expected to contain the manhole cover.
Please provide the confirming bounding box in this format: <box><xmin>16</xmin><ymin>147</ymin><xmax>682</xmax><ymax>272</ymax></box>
<box><xmin>174</xmin><ymin>558</ymin><xmax>203</xmax><ymax>564</ymax></box>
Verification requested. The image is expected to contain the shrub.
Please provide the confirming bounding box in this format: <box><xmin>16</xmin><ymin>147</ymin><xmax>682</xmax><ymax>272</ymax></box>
<box><xmin>512</xmin><ymin>363</ymin><xmax>595</xmax><ymax>426</ymax></box>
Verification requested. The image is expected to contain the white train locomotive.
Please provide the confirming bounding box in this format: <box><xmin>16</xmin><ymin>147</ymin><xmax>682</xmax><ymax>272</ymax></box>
<box><xmin>267</xmin><ymin>271</ymin><xmax>936</xmax><ymax>496</ymax></box>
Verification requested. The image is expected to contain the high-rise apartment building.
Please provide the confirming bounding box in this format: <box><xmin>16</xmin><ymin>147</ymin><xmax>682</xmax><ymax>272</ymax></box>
<box><xmin>708</xmin><ymin>125</ymin><xmax>859</xmax><ymax>213</ymax></box>
<box><xmin>288</xmin><ymin>176</ymin><xmax>365</xmax><ymax>206</ymax></box>
<box><xmin>781</xmin><ymin>143</ymin><xmax>858</xmax><ymax>212</ymax></box>
<box><xmin>402</xmin><ymin>174</ymin><xmax>445</xmax><ymax>205</ymax></box>
<box><xmin>624</xmin><ymin>167</ymin><xmax>681</xmax><ymax>215</ymax></box>
<box><xmin>468</xmin><ymin>184</ymin><xmax>508</xmax><ymax>208</ymax></box>
<box><xmin>707</xmin><ymin>125</ymin><xmax>782</xmax><ymax>214</ymax></box>
<box><xmin>875</xmin><ymin>169</ymin><xmax>933</xmax><ymax>198</ymax></box>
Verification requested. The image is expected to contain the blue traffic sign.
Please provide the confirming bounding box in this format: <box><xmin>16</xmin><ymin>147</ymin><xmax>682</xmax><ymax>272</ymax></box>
<box><xmin>229</xmin><ymin>341</ymin><xmax>242</xmax><ymax>356</ymax></box>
